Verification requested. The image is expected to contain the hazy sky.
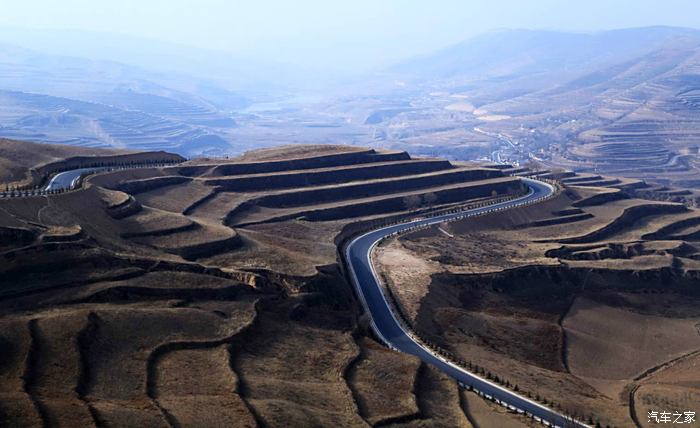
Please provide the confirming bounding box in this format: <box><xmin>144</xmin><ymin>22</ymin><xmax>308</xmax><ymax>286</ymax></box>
<box><xmin>2</xmin><ymin>0</ymin><xmax>700</xmax><ymax>71</ymax></box>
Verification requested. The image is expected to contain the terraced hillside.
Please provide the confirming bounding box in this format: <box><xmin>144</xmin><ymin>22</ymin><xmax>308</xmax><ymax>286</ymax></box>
<box><xmin>0</xmin><ymin>42</ymin><xmax>251</xmax><ymax>157</ymax></box>
<box><xmin>0</xmin><ymin>90</ymin><xmax>233</xmax><ymax>154</ymax></box>
<box><xmin>0</xmin><ymin>142</ymin><xmax>539</xmax><ymax>427</ymax></box>
<box><xmin>377</xmin><ymin>168</ymin><xmax>700</xmax><ymax>427</ymax></box>
<box><xmin>341</xmin><ymin>27</ymin><xmax>700</xmax><ymax>191</ymax></box>
<box><xmin>478</xmin><ymin>68</ymin><xmax>700</xmax><ymax>190</ymax></box>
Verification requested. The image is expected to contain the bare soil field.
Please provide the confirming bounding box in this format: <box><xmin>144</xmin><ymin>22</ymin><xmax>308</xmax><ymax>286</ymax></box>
<box><xmin>460</xmin><ymin>389</ymin><xmax>532</xmax><ymax>428</ymax></box>
<box><xmin>375</xmin><ymin>240</ymin><xmax>442</xmax><ymax>322</ymax></box>
<box><xmin>155</xmin><ymin>346</ymin><xmax>257</xmax><ymax>427</ymax></box>
<box><xmin>347</xmin><ymin>337</ymin><xmax>421</xmax><ymax>425</ymax></box>
<box><xmin>564</xmin><ymin>297</ymin><xmax>700</xmax><ymax>380</ymax></box>
<box><xmin>632</xmin><ymin>350</ymin><xmax>700</xmax><ymax>428</ymax></box>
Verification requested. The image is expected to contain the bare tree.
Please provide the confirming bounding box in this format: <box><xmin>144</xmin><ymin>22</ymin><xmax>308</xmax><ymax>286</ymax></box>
<box><xmin>549</xmin><ymin>167</ymin><xmax>567</xmax><ymax>180</ymax></box>
<box><xmin>403</xmin><ymin>194</ymin><xmax>422</xmax><ymax>211</ymax></box>
<box><xmin>524</xmin><ymin>159</ymin><xmax>541</xmax><ymax>172</ymax></box>
<box><xmin>422</xmin><ymin>192</ymin><xmax>438</xmax><ymax>206</ymax></box>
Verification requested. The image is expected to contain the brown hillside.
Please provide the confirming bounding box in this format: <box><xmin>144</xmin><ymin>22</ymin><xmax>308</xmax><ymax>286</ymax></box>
<box><xmin>377</xmin><ymin>171</ymin><xmax>700</xmax><ymax>427</ymax></box>
<box><xmin>0</xmin><ymin>141</ymin><xmax>536</xmax><ymax>427</ymax></box>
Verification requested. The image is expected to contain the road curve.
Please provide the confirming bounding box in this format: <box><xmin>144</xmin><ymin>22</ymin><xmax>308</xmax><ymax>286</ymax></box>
<box><xmin>44</xmin><ymin>167</ymin><xmax>106</xmax><ymax>191</ymax></box>
<box><xmin>43</xmin><ymin>163</ymin><xmax>173</xmax><ymax>192</ymax></box>
<box><xmin>344</xmin><ymin>178</ymin><xmax>589</xmax><ymax>428</ymax></box>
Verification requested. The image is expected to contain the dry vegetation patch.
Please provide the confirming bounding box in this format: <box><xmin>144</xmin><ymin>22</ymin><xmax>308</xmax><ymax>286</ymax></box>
<box><xmin>0</xmin><ymin>318</ymin><xmax>43</xmax><ymax>427</ymax></box>
<box><xmin>407</xmin><ymin>365</ymin><xmax>472</xmax><ymax>427</ymax></box>
<box><xmin>134</xmin><ymin>179</ymin><xmax>214</xmax><ymax>214</ymax></box>
<box><xmin>155</xmin><ymin>346</ymin><xmax>257</xmax><ymax>427</ymax></box>
<box><xmin>460</xmin><ymin>389</ymin><xmax>532</xmax><ymax>428</ymax></box>
<box><xmin>347</xmin><ymin>338</ymin><xmax>421</xmax><ymax>425</ymax></box>
<box><xmin>632</xmin><ymin>350</ymin><xmax>700</xmax><ymax>427</ymax></box>
<box><xmin>231</xmin><ymin>301</ymin><xmax>365</xmax><ymax>427</ymax></box>
<box><xmin>563</xmin><ymin>297</ymin><xmax>700</xmax><ymax>381</ymax></box>
<box><xmin>375</xmin><ymin>238</ymin><xmax>442</xmax><ymax>322</ymax></box>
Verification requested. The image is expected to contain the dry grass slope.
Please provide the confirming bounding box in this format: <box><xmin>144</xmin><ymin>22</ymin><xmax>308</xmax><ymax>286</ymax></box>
<box><xmin>1</xmin><ymin>142</ymin><xmax>530</xmax><ymax>427</ymax></box>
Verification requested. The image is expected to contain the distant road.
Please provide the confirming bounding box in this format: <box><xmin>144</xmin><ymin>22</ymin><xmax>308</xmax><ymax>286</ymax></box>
<box><xmin>491</xmin><ymin>149</ymin><xmax>502</xmax><ymax>163</ymax></box>
<box><xmin>345</xmin><ymin>178</ymin><xmax>588</xmax><ymax>428</ymax></box>
<box><xmin>43</xmin><ymin>162</ymin><xmax>175</xmax><ymax>192</ymax></box>
<box><xmin>43</xmin><ymin>168</ymin><xmax>107</xmax><ymax>191</ymax></box>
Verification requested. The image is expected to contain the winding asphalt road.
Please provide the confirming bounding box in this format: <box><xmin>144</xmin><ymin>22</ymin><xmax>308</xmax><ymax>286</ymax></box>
<box><xmin>345</xmin><ymin>178</ymin><xmax>588</xmax><ymax>428</ymax></box>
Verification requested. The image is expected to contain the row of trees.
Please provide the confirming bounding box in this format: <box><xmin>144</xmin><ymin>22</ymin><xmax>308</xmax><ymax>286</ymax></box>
<box><xmin>402</xmin><ymin>188</ymin><xmax>525</xmax><ymax>213</ymax></box>
<box><xmin>0</xmin><ymin>187</ymin><xmax>73</xmax><ymax>198</ymax></box>
<box><xmin>41</xmin><ymin>157</ymin><xmax>181</xmax><ymax>176</ymax></box>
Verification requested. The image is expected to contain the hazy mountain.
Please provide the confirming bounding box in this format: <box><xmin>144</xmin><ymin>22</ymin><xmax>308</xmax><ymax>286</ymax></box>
<box><xmin>0</xmin><ymin>28</ymin><xmax>373</xmax><ymax>156</ymax></box>
<box><xmin>368</xmin><ymin>27</ymin><xmax>700</xmax><ymax>187</ymax></box>
<box><xmin>4</xmin><ymin>25</ymin><xmax>700</xmax><ymax>168</ymax></box>
<box><xmin>0</xmin><ymin>27</ymin><xmax>271</xmax><ymax>89</ymax></box>
<box><xmin>390</xmin><ymin>26</ymin><xmax>700</xmax><ymax>85</ymax></box>
<box><xmin>0</xmin><ymin>26</ymin><xmax>350</xmax><ymax>92</ymax></box>
<box><xmin>0</xmin><ymin>42</ymin><xmax>252</xmax><ymax>155</ymax></box>
<box><xmin>0</xmin><ymin>41</ymin><xmax>250</xmax><ymax>108</ymax></box>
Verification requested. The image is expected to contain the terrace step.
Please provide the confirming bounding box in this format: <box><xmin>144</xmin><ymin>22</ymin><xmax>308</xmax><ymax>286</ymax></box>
<box><xmin>556</xmin><ymin>203</ymin><xmax>688</xmax><ymax>244</ymax></box>
<box><xmin>208</xmin><ymin>149</ymin><xmax>410</xmax><ymax>176</ymax></box>
<box><xmin>131</xmin><ymin>221</ymin><xmax>241</xmax><ymax>260</ymax></box>
<box><xmin>228</xmin><ymin>176</ymin><xmax>523</xmax><ymax>226</ymax></box>
<box><xmin>562</xmin><ymin>175</ymin><xmax>603</xmax><ymax>184</ymax></box>
<box><xmin>227</xmin><ymin>168</ymin><xmax>504</xmax><ymax>213</ymax></box>
<box><xmin>517</xmin><ymin>213</ymin><xmax>594</xmax><ymax>228</ymax></box>
<box><xmin>642</xmin><ymin>213</ymin><xmax>700</xmax><ymax>240</ymax></box>
<box><xmin>205</xmin><ymin>159</ymin><xmax>455</xmax><ymax>192</ymax></box>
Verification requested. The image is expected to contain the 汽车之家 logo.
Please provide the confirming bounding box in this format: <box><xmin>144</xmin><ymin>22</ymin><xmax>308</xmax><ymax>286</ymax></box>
<box><xmin>648</xmin><ymin>411</ymin><xmax>695</xmax><ymax>424</ymax></box>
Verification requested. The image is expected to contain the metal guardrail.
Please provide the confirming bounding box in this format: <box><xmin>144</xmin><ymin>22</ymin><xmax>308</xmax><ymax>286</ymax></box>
<box><xmin>0</xmin><ymin>162</ymin><xmax>180</xmax><ymax>198</ymax></box>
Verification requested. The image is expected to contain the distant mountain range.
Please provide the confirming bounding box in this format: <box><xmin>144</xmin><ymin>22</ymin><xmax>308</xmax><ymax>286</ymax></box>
<box><xmin>0</xmin><ymin>26</ymin><xmax>296</xmax><ymax>91</ymax></box>
<box><xmin>3</xmin><ymin>24</ymin><xmax>700</xmax><ymax>177</ymax></box>
<box><xmin>390</xmin><ymin>26</ymin><xmax>700</xmax><ymax>84</ymax></box>
<box><xmin>370</xmin><ymin>26</ymin><xmax>700</xmax><ymax>187</ymax></box>
<box><xmin>0</xmin><ymin>27</ymin><xmax>371</xmax><ymax>156</ymax></box>
<box><xmin>0</xmin><ymin>41</ymin><xmax>255</xmax><ymax>155</ymax></box>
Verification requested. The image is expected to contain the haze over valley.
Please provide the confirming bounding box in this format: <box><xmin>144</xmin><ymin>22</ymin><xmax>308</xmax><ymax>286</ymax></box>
<box><xmin>2</xmin><ymin>2</ymin><xmax>700</xmax><ymax>427</ymax></box>
<box><xmin>4</xmin><ymin>25</ymin><xmax>700</xmax><ymax>191</ymax></box>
